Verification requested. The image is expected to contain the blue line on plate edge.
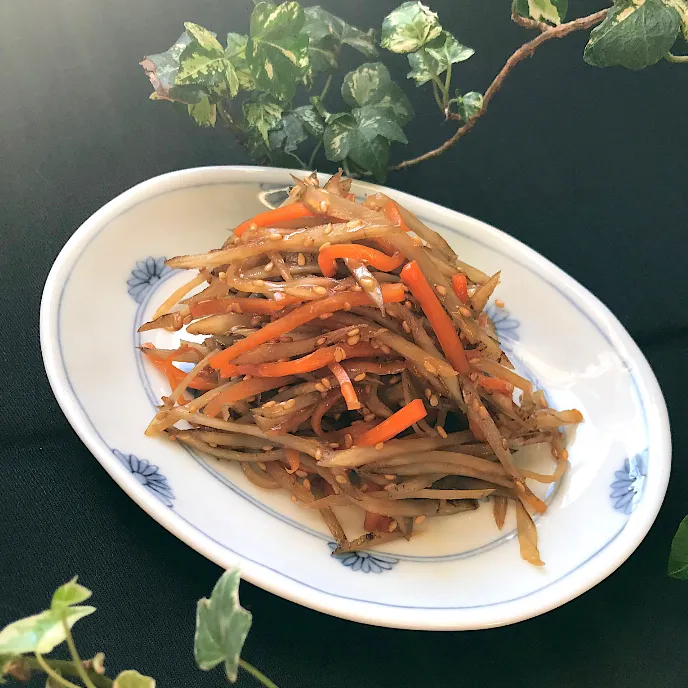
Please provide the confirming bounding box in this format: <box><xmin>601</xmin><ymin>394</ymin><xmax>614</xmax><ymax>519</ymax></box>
<box><xmin>54</xmin><ymin>179</ymin><xmax>638</xmax><ymax>611</ymax></box>
<box><xmin>133</xmin><ymin>274</ymin><xmax>553</xmax><ymax>563</ymax></box>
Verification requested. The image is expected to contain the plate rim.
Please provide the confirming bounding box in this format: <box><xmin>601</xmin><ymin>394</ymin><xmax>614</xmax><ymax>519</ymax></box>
<box><xmin>40</xmin><ymin>165</ymin><xmax>671</xmax><ymax>630</ymax></box>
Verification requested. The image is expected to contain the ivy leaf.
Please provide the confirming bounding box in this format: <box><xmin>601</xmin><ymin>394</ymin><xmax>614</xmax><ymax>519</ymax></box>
<box><xmin>293</xmin><ymin>104</ymin><xmax>325</xmax><ymax>137</ymax></box>
<box><xmin>381</xmin><ymin>1</ymin><xmax>442</xmax><ymax>54</ymax></box>
<box><xmin>269</xmin><ymin>112</ymin><xmax>308</xmax><ymax>152</ymax></box>
<box><xmin>304</xmin><ymin>7</ymin><xmax>378</xmax><ymax>61</ymax></box>
<box><xmin>323</xmin><ymin>114</ymin><xmax>356</xmax><ymax>161</ymax></box>
<box><xmin>140</xmin><ymin>32</ymin><xmax>205</xmax><ymax>104</ymax></box>
<box><xmin>512</xmin><ymin>0</ymin><xmax>568</xmax><ymax>25</ymax></box>
<box><xmin>226</xmin><ymin>33</ymin><xmax>255</xmax><ymax>90</ymax></box>
<box><xmin>584</xmin><ymin>0</ymin><xmax>680</xmax><ymax>70</ymax></box>
<box><xmin>246</xmin><ymin>2</ymin><xmax>309</xmax><ymax>100</ymax></box>
<box><xmin>354</xmin><ymin>105</ymin><xmax>407</xmax><ymax>144</ymax></box>
<box><xmin>375</xmin><ymin>83</ymin><xmax>414</xmax><ymax>126</ymax></box>
<box><xmin>244</xmin><ymin>96</ymin><xmax>283</xmax><ymax>144</ymax></box>
<box><xmin>188</xmin><ymin>97</ymin><xmax>217</xmax><ymax>127</ymax></box>
<box><xmin>51</xmin><ymin>577</ymin><xmax>92</xmax><ymax>612</ymax></box>
<box><xmin>668</xmin><ymin>515</ymin><xmax>688</xmax><ymax>579</ymax></box>
<box><xmin>458</xmin><ymin>91</ymin><xmax>483</xmax><ymax>121</ymax></box>
<box><xmin>112</xmin><ymin>670</ymin><xmax>156</xmax><ymax>688</ymax></box>
<box><xmin>407</xmin><ymin>32</ymin><xmax>474</xmax><ymax>85</ymax></box>
<box><xmin>194</xmin><ymin>569</ymin><xmax>253</xmax><ymax>683</ymax></box>
<box><xmin>176</xmin><ymin>23</ymin><xmax>237</xmax><ymax>97</ymax></box>
<box><xmin>664</xmin><ymin>0</ymin><xmax>688</xmax><ymax>38</ymax></box>
<box><xmin>349</xmin><ymin>136</ymin><xmax>390</xmax><ymax>183</ymax></box>
<box><xmin>0</xmin><ymin>607</ymin><xmax>95</xmax><ymax>655</ymax></box>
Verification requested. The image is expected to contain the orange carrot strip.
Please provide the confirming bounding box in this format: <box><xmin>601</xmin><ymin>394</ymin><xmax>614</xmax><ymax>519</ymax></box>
<box><xmin>233</xmin><ymin>202</ymin><xmax>315</xmax><ymax>238</ymax></box>
<box><xmin>203</xmin><ymin>375</ymin><xmax>297</xmax><ymax>418</ymax></box>
<box><xmin>222</xmin><ymin>343</ymin><xmax>379</xmax><ymax>378</ymax></box>
<box><xmin>144</xmin><ymin>346</ymin><xmax>217</xmax><ymax>393</ymax></box>
<box><xmin>451</xmin><ymin>273</ymin><xmax>468</xmax><ymax>304</ymax></box>
<box><xmin>383</xmin><ymin>201</ymin><xmax>411</xmax><ymax>232</ymax></box>
<box><xmin>318</xmin><ymin>245</ymin><xmax>404</xmax><ymax>278</ymax></box>
<box><xmin>400</xmin><ymin>261</ymin><xmax>469</xmax><ymax>375</ymax></box>
<box><xmin>345</xmin><ymin>193</ymin><xmax>356</xmax><ymax>201</ymax></box>
<box><xmin>285</xmin><ymin>448</ymin><xmax>301</xmax><ymax>474</ymax></box>
<box><xmin>364</xmin><ymin>512</ymin><xmax>394</xmax><ymax>533</ymax></box>
<box><xmin>312</xmin><ymin>389</ymin><xmax>343</xmax><ymax>437</ymax></box>
<box><xmin>190</xmin><ymin>296</ymin><xmax>300</xmax><ymax>319</ymax></box>
<box><xmin>209</xmin><ymin>283</ymin><xmax>406</xmax><ymax>370</ymax></box>
<box><xmin>328</xmin><ymin>362</ymin><xmax>361</xmax><ymax>410</ymax></box>
<box><xmin>476</xmin><ymin>374</ymin><xmax>512</xmax><ymax>396</ymax></box>
<box><xmin>356</xmin><ymin>399</ymin><xmax>427</xmax><ymax>447</ymax></box>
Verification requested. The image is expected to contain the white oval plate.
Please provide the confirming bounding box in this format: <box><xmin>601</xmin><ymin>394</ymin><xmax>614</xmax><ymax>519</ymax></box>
<box><xmin>41</xmin><ymin>167</ymin><xmax>670</xmax><ymax>630</ymax></box>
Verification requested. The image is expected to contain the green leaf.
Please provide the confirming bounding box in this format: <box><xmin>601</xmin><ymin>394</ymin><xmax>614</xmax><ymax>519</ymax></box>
<box><xmin>112</xmin><ymin>670</ymin><xmax>156</xmax><ymax>688</ymax></box>
<box><xmin>244</xmin><ymin>96</ymin><xmax>283</xmax><ymax>144</ymax></box>
<box><xmin>188</xmin><ymin>97</ymin><xmax>217</xmax><ymax>127</ymax></box>
<box><xmin>194</xmin><ymin>569</ymin><xmax>253</xmax><ymax>683</ymax></box>
<box><xmin>304</xmin><ymin>7</ymin><xmax>378</xmax><ymax>60</ymax></box>
<box><xmin>669</xmin><ymin>515</ymin><xmax>688</xmax><ymax>579</ymax></box>
<box><xmin>176</xmin><ymin>23</ymin><xmax>236</xmax><ymax>97</ymax></box>
<box><xmin>458</xmin><ymin>91</ymin><xmax>483</xmax><ymax>121</ymax></box>
<box><xmin>374</xmin><ymin>83</ymin><xmax>414</xmax><ymax>126</ymax></box>
<box><xmin>293</xmin><ymin>104</ymin><xmax>325</xmax><ymax>137</ymax></box>
<box><xmin>349</xmin><ymin>136</ymin><xmax>390</xmax><ymax>183</ymax></box>
<box><xmin>51</xmin><ymin>577</ymin><xmax>92</xmax><ymax>612</ymax></box>
<box><xmin>226</xmin><ymin>33</ymin><xmax>255</xmax><ymax>90</ymax></box>
<box><xmin>584</xmin><ymin>0</ymin><xmax>680</xmax><ymax>70</ymax></box>
<box><xmin>246</xmin><ymin>2</ymin><xmax>309</xmax><ymax>100</ymax></box>
<box><xmin>512</xmin><ymin>0</ymin><xmax>568</xmax><ymax>25</ymax></box>
<box><xmin>381</xmin><ymin>1</ymin><xmax>442</xmax><ymax>54</ymax></box>
<box><xmin>406</xmin><ymin>32</ymin><xmax>473</xmax><ymax>86</ymax></box>
<box><xmin>141</xmin><ymin>32</ymin><xmax>206</xmax><ymax>104</ymax></box>
<box><xmin>0</xmin><ymin>607</ymin><xmax>95</xmax><ymax>655</ymax></box>
<box><xmin>324</xmin><ymin>114</ymin><xmax>356</xmax><ymax>161</ymax></box>
<box><xmin>664</xmin><ymin>0</ymin><xmax>688</xmax><ymax>38</ymax></box>
<box><xmin>354</xmin><ymin>105</ymin><xmax>407</xmax><ymax>144</ymax></box>
<box><xmin>269</xmin><ymin>112</ymin><xmax>308</xmax><ymax>152</ymax></box>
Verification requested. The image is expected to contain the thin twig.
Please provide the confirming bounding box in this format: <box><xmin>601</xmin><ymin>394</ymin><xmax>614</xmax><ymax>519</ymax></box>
<box><xmin>666</xmin><ymin>51</ymin><xmax>688</xmax><ymax>63</ymax></box>
<box><xmin>511</xmin><ymin>11</ymin><xmax>550</xmax><ymax>33</ymax></box>
<box><xmin>391</xmin><ymin>9</ymin><xmax>608</xmax><ymax>172</ymax></box>
<box><xmin>25</xmin><ymin>658</ymin><xmax>113</xmax><ymax>688</ymax></box>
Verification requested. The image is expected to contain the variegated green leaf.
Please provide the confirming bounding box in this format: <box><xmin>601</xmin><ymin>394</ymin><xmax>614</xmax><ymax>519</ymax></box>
<box><xmin>269</xmin><ymin>112</ymin><xmax>308</xmax><ymax>152</ymax></box>
<box><xmin>457</xmin><ymin>91</ymin><xmax>483</xmax><ymax>121</ymax></box>
<box><xmin>188</xmin><ymin>97</ymin><xmax>217</xmax><ymax>127</ymax></box>
<box><xmin>381</xmin><ymin>1</ymin><xmax>442</xmax><ymax>54</ymax></box>
<box><xmin>354</xmin><ymin>105</ymin><xmax>407</xmax><ymax>144</ymax></box>
<box><xmin>512</xmin><ymin>0</ymin><xmax>568</xmax><ymax>24</ymax></box>
<box><xmin>226</xmin><ymin>33</ymin><xmax>254</xmax><ymax>90</ymax></box>
<box><xmin>0</xmin><ymin>607</ymin><xmax>95</xmax><ymax>655</ymax></box>
<box><xmin>244</xmin><ymin>96</ymin><xmax>283</xmax><ymax>144</ymax></box>
<box><xmin>303</xmin><ymin>6</ymin><xmax>377</xmax><ymax>62</ymax></box>
<box><xmin>246</xmin><ymin>2</ymin><xmax>309</xmax><ymax>100</ymax></box>
<box><xmin>349</xmin><ymin>136</ymin><xmax>389</xmax><ymax>183</ymax></box>
<box><xmin>664</xmin><ymin>0</ymin><xmax>688</xmax><ymax>38</ymax></box>
<box><xmin>140</xmin><ymin>32</ymin><xmax>206</xmax><ymax>104</ymax></box>
<box><xmin>425</xmin><ymin>31</ymin><xmax>474</xmax><ymax>70</ymax></box>
<box><xmin>584</xmin><ymin>0</ymin><xmax>680</xmax><ymax>70</ymax></box>
<box><xmin>185</xmin><ymin>22</ymin><xmax>224</xmax><ymax>53</ymax></box>
<box><xmin>375</xmin><ymin>83</ymin><xmax>414</xmax><ymax>126</ymax></box>
<box><xmin>194</xmin><ymin>569</ymin><xmax>252</xmax><ymax>683</ymax></box>
<box><xmin>112</xmin><ymin>670</ymin><xmax>156</xmax><ymax>688</ymax></box>
<box><xmin>293</xmin><ymin>104</ymin><xmax>325</xmax><ymax>137</ymax></box>
<box><xmin>51</xmin><ymin>577</ymin><xmax>92</xmax><ymax>612</ymax></box>
<box><xmin>668</xmin><ymin>515</ymin><xmax>688</xmax><ymax>579</ymax></box>
<box><xmin>342</xmin><ymin>62</ymin><xmax>392</xmax><ymax>108</ymax></box>
<box><xmin>324</xmin><ymin>114</ymin><xmax>357</xmax><ymax>161</ymax></box>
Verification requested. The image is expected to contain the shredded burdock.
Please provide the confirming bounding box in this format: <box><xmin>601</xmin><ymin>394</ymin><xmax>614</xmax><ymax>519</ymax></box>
<box><xmin>140</xmin><ymin>171</ymin><xmax>582</xmax><ymax>564</ymax></box>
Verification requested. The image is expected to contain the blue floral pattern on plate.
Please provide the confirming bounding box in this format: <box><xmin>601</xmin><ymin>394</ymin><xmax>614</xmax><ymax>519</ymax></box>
<box><xmin>127</xmin><ymin>256</ymin><xmax>172</xmax><ymax>303</ymax></box>
<box><xmin>113</xmin><ymin>449</ymin><xmax>175</xmax><ymax>506</ymax></box>
<box><xmin>328</xmin><ymin>542</ymin><xmax>398</xmax><ymax>573</ymax></box>
<box><xmin>485</xmin><ymin>304</ymin><xmax>520</xmax><ymax>354</ymax></box>
<box><xmin>610</xmin><ymin>451</ymin><xmax>647</xmax><ymax>514</ymax></box>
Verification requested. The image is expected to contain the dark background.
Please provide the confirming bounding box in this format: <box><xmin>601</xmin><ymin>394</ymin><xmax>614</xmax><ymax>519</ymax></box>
<box><xmin>1</xmin><ymin>0</ymin><xmax>686</xmax><ymax>686</ymax></box>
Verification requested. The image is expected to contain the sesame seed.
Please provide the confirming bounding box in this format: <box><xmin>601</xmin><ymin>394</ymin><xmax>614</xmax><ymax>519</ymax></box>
<box><xmin>329</xmin><ymin>442</ymin><xmax>340</xmax><ymax>449</ymax></box>
<box><xmin>347</xmin><ymin>335</ymin><xmax>360</xmax><ymax>347</ymax></box>
<box><xmin>352</xmin><ymin>284</ymin><xmax>363</xmax><ymax>291</ymax></box>
<box><xmin>285</xmin><ymin>399</ymin><xmax>296</xmax><ymax>409</ymax></box>
<box><xmin>321</xmin><ymin>378</ymin><xmax>332</xmax><ymax>389</ymax></box>
<box><xmin>303</xmin><ymin>479</ymin><xmax>311</xmax><ymax>490</ymax></box>
<box><xmin>343</xmin><ymin>302</ymin><xmax>352</xmax><ymax>311</ymax></box>
<box><xmin>436</xmin><ymin>425</ymin><xmax>448</xmax><ymax>438</ymax></box>
<box><xmin>295</xmin><ymin>470</ymin><xmax>308</xmax><ymax>478</ymax></box>
<box><xmin>334</xmin><ymin>347</ymin><xmax>346</xmax><ymax>362</ymax></box>
<box><xmin>320</xmin><ymin>201</ymin><xmax>329</xmax><ymax>213</ymax></box>
<box><xmin>269</xmin><ymin>233</ymin><xmax>282</xmax><ymax>241</ymax></box>
<box><xmin>388</xmin><ymin>520</ymin><xmax>398</xmax><ymax>532</ymax></box>
<box><xmin>348</xmin><ymin>327</ymin><xmax>360</xmax><ymax>336</ymax></box>
<box><xmin>429</xmin><ymin>394</ymin><xmax>439</xmax><ymax>407</ymax></box>
<box><xmin>436</xmin><ymin>285</ymin><xmax>447</xmax><ymax>296</ymax></box>
<box><xmin>264</xmin><ymin>261</ymin><xmax>274</xmax><ymax>271</ymax></box>
<box><xmin>495</xmin><ymin>299</ymin><xmax>505</xmax><ymax>308</ymax></box>
<box><xmin>335</xmin><ymin>474</ymin><xmax>348</xmax><ymax>484</ymax></box>
<box><xmin>319</xmin><ymin>312</ymin><xmax>333</xmax><ymax>319</ymax></box>
<box><xmin>501</xmin><ymin>438</ymin><xmax>508</xmax><ymax>450</ymax></box>
<box><xmin>261</xmin><ymin>446</ymin><xmax>274</xmax><ymax>452</ymax></box>
<box><xmin>561</xmin><ymin>449</ymin><xmax>569</xmax><ymax>460</ymax></box>
<box><xmin>404</xmin><ymin>300</ymin><xmax>413</xmax><ymax>309</ymax></box>
<box><xmin>478</xmin><ymin>405</ymin><xmax>489</xmax><ymax>419</ymax></box>
<box><xmin>291</xmin><ymin>495</ymin><xmax>298</xmax><ymax>503</ymax></box>
<box><xmin>346</xmin><ymin>220</ymin><xmax>362</xmax><ymax>229</ymax></box>
<box><xmin>425</xmin><ymin>388</ymin><xmax>432</xmax><ymax>399</ymax></box>
<box><xmin>263</xmin><ymin>400</ymin><xmax>277</xmax><ymax>408</ymax></box>
<box><xmin>315</xmin><ymin>449</ymin><xmax>323</xmax><ymax>461</ymax></box>
<box><xmin>218</xmin><ymin>271</ymin><xmax>227</xmax><ymax>280</ymax></box>
<box><xmin>423</xmin><ymin>360</ymin><xmax>438</xmax><ymax>375</ymax></box>
<box><xmin>324</xmin><ymin>223</ymin><xmax>333</xmax><ymax>235</ymax></box>
<box><xmin>469</xmin><ymin>372</ymin><xmax>478</xmax><ymax>382</ymax></box>
<box><xmin>551</xmin><ymin>448</ymin><xmax>559</xmax><ymax>458</ymax></box>
<box><xmin>253</xmin><ymin>279</ymin><xmax>265</xmax><ymax>287</ymax></box>
<box><xmin>415</xmin><ymin>515</ymin><xmax>426</xmax><ymax>524</ymax></box>
<box><xmin>459</xmin><ymin>307</ymin><xmax>471</xmax><ymax>318</ymax></box>
<box><xmin>313</xmin><ymin>286</ymin><xmax>328</xmax><ymax>295</ymax></box>
<box><xmin>315</xmin><ymin>383</ymin><xmax>326</xmax><ymax>393</ymax></box>
<box><xmin>364</xmin><ymin>413</ymin><xmax>375</xmax><ymax>422</ymax></box>
<box><xmin>384</xmin><ymin>474</ymin><xmax>396</xmax><ymax>480</ymax></box>
<box><xmin>316</xmin><ymin>337</ymin><xmax>327</xmax><ymax>346</ymax></box>
<box><xmin>319</xmin><ymin>241</ymin><xmax>332</xmax><ymax>250</ymax></box>
<box><xmin>359</xmin><ymin>276</ymin><xmax>375</xmax><ymax>288</ymax></box>
<box><xmin>258</xmin><ymin>462</ymin><xmax>267</xmax><ymax>470</ymax></box>
<box><xmin>297</xmin><ymin>253</ymin><xmax>306</xmax><ymax>266</ymax></box>
<box><xmin>354</xmin><ymin>373</ymin><xmax>366</xmax><ymax>382</ymax></box>
<box><xmin>375</xmin><ymin>442</ymin><xmax>384</xmax><ymax>451</ymax></box>
<box><xmin>344</xmin><ymin>434</ymin><xmax>353</xmax><ymax>448</ymax></box>
<box><xmin>402</xmin><ymin>321</ymin><xmax>411</xmax><ymax>333</ymax></box>
<box><xmin>380</xmin><ymin>344</ymin><xmax>391</xmax><ymax>355</ymax></box>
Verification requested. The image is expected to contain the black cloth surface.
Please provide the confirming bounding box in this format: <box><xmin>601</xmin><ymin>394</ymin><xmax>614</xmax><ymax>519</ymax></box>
<box><xmin>1</xmin><ymin>0</ymin><xmax>686</xmax><ymax>686</ymax></box>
